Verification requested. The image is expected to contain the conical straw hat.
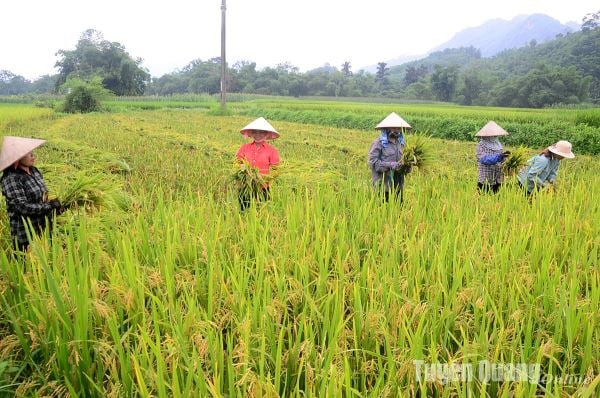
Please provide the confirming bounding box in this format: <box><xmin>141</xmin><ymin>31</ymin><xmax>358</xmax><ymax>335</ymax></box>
<box><xmin>240</xmin><ymin>117</ymin><xmax>280</xmax><ymax>139</ymax></box>
<box><xmin>375</xmin><ymin>112</ymin><xmax>412</xmax><ymax>129</ymax></box>
<box><xmin>0</xmin><ymin>136</ymin><xmax>46</xmax><ymax>170</ymax></box>
<box><xmin>548</xmin><ymin>140</ymin><xmax>575</xmax><ymax>159</ymax></box>
<box><xmin>475</xmin><ymin>121</ymin><xmax>509</xmax><ymax>137</ymax></box>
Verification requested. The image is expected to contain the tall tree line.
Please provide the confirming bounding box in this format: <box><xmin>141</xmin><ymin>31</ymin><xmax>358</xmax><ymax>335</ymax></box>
<box><xmin>2</xmin><ymin>15</ymin><xmax>599</xmax><ymax>108</ymax></box>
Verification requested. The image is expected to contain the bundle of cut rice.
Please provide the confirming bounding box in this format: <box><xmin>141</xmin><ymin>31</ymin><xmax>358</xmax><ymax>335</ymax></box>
<box><xmin>399</xmin><ymin>134</ymin><xmax>433</xmax><ymax>174</ymax></box>
<box><xmin>232</xmin><ymin>160</ymin><xmax>274</xmax><ymax>195</ymax></box>
<box><xmin>503</xmin><ymin>147</ymin><xmax>529</xmax><ymax>177</ymax></box>
<box><xmin>60</xmin><ymin>172</ymin><xmax>131</xmax><ymax>211</ymax></box>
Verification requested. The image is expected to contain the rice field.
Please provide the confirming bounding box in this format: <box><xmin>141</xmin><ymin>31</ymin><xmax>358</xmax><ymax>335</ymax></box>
<box><xmin>0</xmin><ymin>101</ymin><xmax>599</xmax><ymax>397</ymax></box>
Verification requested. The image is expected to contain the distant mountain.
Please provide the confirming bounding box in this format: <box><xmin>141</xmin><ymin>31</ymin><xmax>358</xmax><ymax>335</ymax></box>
<box><xmin>388</xmin><ymin>47</ymin><xmax>482</xmax><ymax>76</ymax></box>
<box><xmin>565</xmin><ymin>21</ymin><xmax>582</xmax><ymax>31</ymax></box>
<box><xmin>359</xmin><ymin>54</ymin><xmax>424</xmax><ymax>74</ymax></box>
<box><xmin>432</xmin><ymin>14</ymin><xmax>579</xmax><ymax>57</ymax></box>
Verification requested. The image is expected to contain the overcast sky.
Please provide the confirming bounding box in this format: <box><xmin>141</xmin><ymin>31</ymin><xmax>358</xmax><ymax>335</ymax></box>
<box><xmin>1</xmin><ymin>0</ymin><xmax>597</xmax><ymax>80</ymax></box>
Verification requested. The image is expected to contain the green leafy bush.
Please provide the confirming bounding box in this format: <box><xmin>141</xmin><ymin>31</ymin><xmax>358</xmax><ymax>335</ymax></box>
<box><xmin>60</xmin><ymin>77</ymin><xmax>112</xmax><ymax>113</ymax></box>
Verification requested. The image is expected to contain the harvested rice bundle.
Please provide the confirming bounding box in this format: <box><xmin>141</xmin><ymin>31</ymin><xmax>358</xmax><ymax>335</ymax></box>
<box><xmin>59</xmin><ymin>172</ymin><xmax>131</xmax><ymax>211</ymax></box>
<box><xmin>503</xmin><ymin>146</ymin><xmax>529</xmax><ymax>176</ymax></box>
<box><xmin>232</xmin><ymin>160</ymin><xmax>274</xmax><ymax>195</ymax></box>
<box><xmin>399</xmin><ymin>134</ymin><xmax>433</xmax><ymax>174</ymax></box>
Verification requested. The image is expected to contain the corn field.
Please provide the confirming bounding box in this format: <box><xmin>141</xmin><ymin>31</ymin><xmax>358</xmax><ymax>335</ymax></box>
<box><xmin>0</xmin><ymin>102</ymin><xmax>599</xmax><ymax>397</ymax></box>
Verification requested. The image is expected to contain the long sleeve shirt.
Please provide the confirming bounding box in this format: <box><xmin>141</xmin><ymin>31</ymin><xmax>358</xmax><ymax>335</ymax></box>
<box><xmin>517</xmin><ymin>155</ymin><xmax>560</xmax><ymax>192</ymax></box>
<box><xmin>368</xmin><ymin>138</ymin><xmax>404</xmax><ymax>192</ymax></box>
<box><xmin>476</xmin><ymin>142</ymin><xmax>505</xmax><ymax>184</ymax></box>
<box><xmin>236</xmin><ymin>142</ymin><xmax>280</xmax><ymax>174</ymax></box>
<box><xmin>1</xmin><ymin>167</ymin><xmax>53</xmax><ymax>246</ymax></box>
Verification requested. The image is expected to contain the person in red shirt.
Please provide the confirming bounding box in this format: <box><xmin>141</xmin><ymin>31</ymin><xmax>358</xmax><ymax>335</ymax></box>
<box><xmin>236</xmin><ymin>117</ymin><xmax>281</xmax><ymax>210</ymax></box>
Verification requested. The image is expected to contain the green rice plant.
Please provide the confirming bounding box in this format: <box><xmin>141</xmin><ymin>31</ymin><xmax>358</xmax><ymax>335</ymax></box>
<box><xmin>575</xmin><ymin>109</ymin><xmax>600</xmax><ymax>127</ymax></box>
<box><xmin>232</xmin><ymin>101</ymin><xmax>600</xmax><ymax>155</ymax></box>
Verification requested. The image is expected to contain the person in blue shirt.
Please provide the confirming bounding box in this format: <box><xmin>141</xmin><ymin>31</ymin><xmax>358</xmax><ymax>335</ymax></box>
<box><xmin>368</xmin><ymin>112</ymin><xmax>412</xmax><ymax>203</ymax></box>
<box><xmin>517</xmin><ymin>140</ymin><xmax>575</xmax><ymax>195</ymax></box>
<box><xmin>475</xmin><ymin>121</ymin><xmax>511</xmax><ymax>193</ymax></box>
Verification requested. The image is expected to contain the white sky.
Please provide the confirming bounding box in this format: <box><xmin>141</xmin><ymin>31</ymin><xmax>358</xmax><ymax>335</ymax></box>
<box><xmin>1</xmin><ymin>0</ymin><xmax>597</xmax><ymax>80</ymax></box>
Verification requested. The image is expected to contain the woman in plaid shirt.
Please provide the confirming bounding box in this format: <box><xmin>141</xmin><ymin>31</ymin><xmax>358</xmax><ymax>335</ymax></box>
<box><xmin>0</xmin><ymin>136</ymin><xmax>63</xmax><ymax>251</ymax></box>
<box><xmin>475</xmin><ymin>121</ymin><xmax>511</xmax><ymax>194</ymax></box>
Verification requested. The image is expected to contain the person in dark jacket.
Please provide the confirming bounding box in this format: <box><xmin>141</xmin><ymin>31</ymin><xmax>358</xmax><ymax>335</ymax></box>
<box><xmin>0</xmin><ymin>136</ymin><xmax>63</xmax><ymax>251</ymax></box>
<box><xmin>368</xmin><ymin>112</ymin><xmax>412</xmax><ymax>203</ymax></box>
<box><xmin>475</xmin><ymin>121</ymin><xmax>511</xmax><ymax>193</ymax></box>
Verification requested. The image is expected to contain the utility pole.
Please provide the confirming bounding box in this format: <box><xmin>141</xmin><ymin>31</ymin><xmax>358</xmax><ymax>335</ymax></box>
<box><xmin>220</xmin><ymin>0</ymin><xmax>227</xmax><ymax>110</ymax></box>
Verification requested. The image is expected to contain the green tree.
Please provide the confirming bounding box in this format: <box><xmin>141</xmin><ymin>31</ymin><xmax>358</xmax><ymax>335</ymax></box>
<box><xmin>61</xmin><ymin>77</ymin><xmax>112</xmax><ymax>113</ymax></box>
<box><xmin>375</xmin><ymin>62</ymin><xmax>389</xmax><ymax>84</ymax></box>
<box><xmin>146</xmin><ymin>74</ymin><xmax>188</xmax><ymax>95</ymax></box>
<box><xmin>0</xmin><ymin>70</ymin><xmax>31</xmax><ymax>95</ymax></box>
<box><xmin>30</xmin><ymin>75</ymin><xmax>57</xmax><ymax>94</ymax></box>
<box><xmin>341</xmin><ymin>62</ymin><xmax>352</xmax><ymax>76</ymax></box>
<box><xmin>231</xmin><ymin>61</ymin><xmax>258</xmax><ymax>92</ymax></box>
<box><xmin>405</xmin><ymin>81</ymin><xmax>433</xmax><ymax>100</ymax></box>
<box><xmin>55</xmin><ymin>29</ymin><xmax>150</xmax><ymax>95</ymax></box>
<box><xmin>571</xmin><ymin>26</ymin><xmax>600</xmax><ymax>102</ymax></box>
<box><xmin>459</xmin><ymin>70</ymin><xmax>482</xmax><ymax>105</ymax></box>
<box><xmin>353</xmin><ymin>71</ymin><xmax>377</xmax><ymax>96</ymax></box>
<box><xmin>491</xmin><ymin>63</ymin><xmax>588</xmax><ymax>107</ymax></box>
<box><xmin>431</xmin><ymin>65</ymin><xmax>459</xmax><ymax>102</ymax></box>
<box><xmin>403</xmin><ymin>65</ymin><xmax>428</xmax><ymax>86</ymax></box>
<box><xmin>287</xmin><ymin>74</ymin><xmax>307</xmax><ymax>97</ymax></box>
<box><xmin>305</xmin><ymin>71</ymin><xmax>330</xmax><ymax>95</ymax></box>
<box><xmin>184</xmin><ymin>58</ymin><xmax>222</xmax><ymax>94</ymax></box>
<box><xmin>491</xmin><ymin>81</ymin><xmax>522</xmax><ymax>107</ymax></box>
<box><xmin>581</xmin><ymin>10</ymin><xmax>600</xmax><ymax>31</ymax></box>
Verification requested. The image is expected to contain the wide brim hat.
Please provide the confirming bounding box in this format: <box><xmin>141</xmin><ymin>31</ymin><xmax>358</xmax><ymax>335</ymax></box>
<box><xmin>240</xmin><ymin>117</ymin><xmax>280</xmax><ymax>140</ymax></box>
<box><xmin>375</xmin><ymin>112</ymin><xmax>412</xmax><ymax>129</ymax></box>
<box><xmin>475</xmin><ymin>121</ymin><xmax>509</xmax><ymax>137</ymax></box>
<box><xmin>0</xmin><ymin>136</ymin><xmax>46</xmax><ymax>170</ymax></box>
<box><xmin>548</xmin><ymin>140</ymin><xmax>575</xmax><ymax>159</ymax></box>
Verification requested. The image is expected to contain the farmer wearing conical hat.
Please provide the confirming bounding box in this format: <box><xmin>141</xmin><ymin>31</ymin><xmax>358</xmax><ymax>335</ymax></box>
<box><xmin>236</xmin><ymin>117</ymin><xmax>281</xmax><ymax>210</ymax></box>
<box><xmin>368</xmin><ymin>112</ymin><xmax>412</xmax><ymax>203</ymax></box>
<box><xmin>517</xmin><ymin>140</ymin><xmax>575</xmax><ymax>195</ymax></box>
<box><xmin>1</xmin><ymin>136</ymin><xmax>63</xmax><ymax>251</ymax></box>
<box><xmin>475</xmin><ymin>121</ymin><xmax>511</xmax><ymax>193</ymax></box>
